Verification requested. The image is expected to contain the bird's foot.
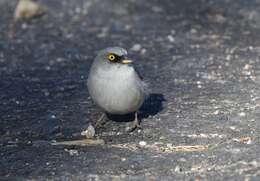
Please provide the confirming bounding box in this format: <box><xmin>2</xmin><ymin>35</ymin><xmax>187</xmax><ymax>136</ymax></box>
<box><xmin>95</xmin><ymin>113</ymin><xmax>106</xmax><ymax>128</ymax></box>
<box><xmin>127</xmin><ymin>112</ymin><xmax>142</xmax><ymax>132</ymax></box>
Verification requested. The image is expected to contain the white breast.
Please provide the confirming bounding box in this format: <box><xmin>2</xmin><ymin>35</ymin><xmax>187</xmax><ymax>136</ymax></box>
<box><xmin>88</xmin><ymin>65</ymin><xmax>144</xmax><ymax>114</ymax></box>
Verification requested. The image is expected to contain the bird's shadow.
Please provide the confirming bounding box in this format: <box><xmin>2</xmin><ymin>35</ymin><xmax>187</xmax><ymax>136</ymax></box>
<box><xmin>139</xmin><ymin>93</ymin><xmax>166</xmax><ymax>119</ymax></box>
<box><xmin>107</xmin><ymin>93</ymin><xmax>166</xmax><ymax>122</ymax></box>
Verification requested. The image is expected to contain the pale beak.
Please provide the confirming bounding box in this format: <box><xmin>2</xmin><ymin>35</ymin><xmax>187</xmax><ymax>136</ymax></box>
<box><xmin>121</xmin><ymin>59</ymin><xmax>133</xmax><ymax>64</ymax></box>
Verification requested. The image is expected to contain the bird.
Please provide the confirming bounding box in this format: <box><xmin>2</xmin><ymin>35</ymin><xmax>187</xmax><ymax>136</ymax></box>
<box><xmin>87</xmin><ymin>47</ymin><xmax>146</xmax><ymax>131</ymax></box>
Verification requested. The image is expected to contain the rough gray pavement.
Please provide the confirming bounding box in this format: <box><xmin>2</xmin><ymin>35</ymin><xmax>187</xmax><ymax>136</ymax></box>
<box><xmin>1</xmin><ymin>0</ymin><xmax>260</xmax><ymax>180</ymax></box>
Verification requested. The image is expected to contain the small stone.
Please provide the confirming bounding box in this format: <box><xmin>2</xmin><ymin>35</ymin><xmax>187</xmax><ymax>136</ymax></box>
<box><xmin>65</xmin><ymin>149</ymin><xmax>79</xmax><ymax>156</ymax></box>
<box><xmin>140</xmin><ymin>48</ymin><xmax>146</xmax><ymax>55</ymax></box>
<box><xmin>125</xmin><ymin>126</ymin><xmax>132</xmax><ymax>132</ymax></box>
<box><xmin>226</xmin><ymin>54</ymin><xmax>232</xmax><ymax>61</ymax></box>
<box><xmin>190</xmin><ymin>28</ymin><xmax>197</xmax><ymax>34</ymax></box>
<box><xmin>14</xmin><ymin>0</ymin><xmax>45</xmax><ymax>21</ymax></box>
<box><xmin>21</xmin><ymin>23</ymin><xmax>28</xmax><ymax>29</ymax></box>
<box><xmin>159</xmin><ymin>136</ymin><xmax>165</xmax><ymax>140</ymax></box>
<box><xmin>131</xmin><ymin>44</ymin><xmax>142</xmax><ymax>52</ymax></box>
<box><xmin>139</xmin><ymin>141</ymin><xmax>147</xmax><ymax>147</ymax></box>
<box><xmin>167</xmin><ymin>35</ymin><xmax>175</xmax><ymax>42</ymax></box>
<box><xmin>75</xmin><ymin>7</ymin><xmax>81</xmax><ymax>14</ymax></box>
<box><xmin>238</xmin><ymin>136</ymin><xmax>253</xmax><ymax>144</ymax></box>
<box><xmin>230</xmin><ymin>126</ymin><xmax>236</xmax><ymax>130</ymax></box>
<box><xmin>238</xmin><ymin>112</ymin><xmax>246</xmax><ymax>117</ymax></box>
<box><xmin>213</xmin><ymin>110</ymin><xmax>219</xmax><ymax>115</ymax></box>
<box><xmin>81</xmin><ymin>124</ymin><xmax>95</xmax><ymax>139</ymax></box>
<box><xmin>243</xmin><ymin>64</ymin><xmax>251</xmax><ymax>70</ymax></box>
<box><xmin>166</xmin><ymin>143</ymin><xmax>172</xmax><ymax>148</ymax></box>
<box><xmin>171</xmin><ymin>29</ymin><xmax>176</xmax><ymax>35</ymax></box>
<box><xmin>174</xmin><ymin>165</ymin><xmax>182</xmax><ymax>172</ymax></box>
<box><xmin>209</xmin><ymin>14</ymin><xmax>226</xmax><ymax>24</ymax></box>
<box><xmin>44</xmin><ymin>91</ymin><xmax>50</xmax><ymax>97</ymax></box>
<box><xmin>151</xmin><ymin>6</ymin><xmax>163</xmax><ymax>13</ymax></box>
<box><xmin>197</xmin><ymin>81</ymin><xmax>202</xmax><ymax>88</ymax></box>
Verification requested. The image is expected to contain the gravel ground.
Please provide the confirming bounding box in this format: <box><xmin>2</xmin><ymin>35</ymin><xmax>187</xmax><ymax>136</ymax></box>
<box><xmin>1</xmin><ymin>0</ymin><xmax>260</xmax><ymax>180</ymax></box>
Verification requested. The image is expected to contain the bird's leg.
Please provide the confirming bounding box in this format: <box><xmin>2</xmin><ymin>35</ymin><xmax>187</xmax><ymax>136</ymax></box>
<box><xmin>128</xmin><ymin>112</ymin><xmax>142</xmax><ymax>132</ymax></box>
<box><xmin>95</xmin><ymin>113</ymin><xmax>107</xmax><ymax>128</ymax></box>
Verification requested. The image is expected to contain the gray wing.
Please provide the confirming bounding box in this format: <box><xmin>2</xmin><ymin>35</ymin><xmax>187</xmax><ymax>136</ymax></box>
<box><xmin>133</xmin><ymin>65</ymin><xmax>143</xmax><ymax>80</ymax></box>
<box><xmin>133</xmin><ymin>65</ymin><xmax>150</xmax><ymax>98</ymax></box>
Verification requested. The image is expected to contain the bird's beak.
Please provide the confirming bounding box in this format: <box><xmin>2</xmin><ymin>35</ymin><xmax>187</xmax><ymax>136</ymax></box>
<box><xmin>121</xmin><ymin>59</ymin><xmax>133</xmax><ymax>64</ymax></box>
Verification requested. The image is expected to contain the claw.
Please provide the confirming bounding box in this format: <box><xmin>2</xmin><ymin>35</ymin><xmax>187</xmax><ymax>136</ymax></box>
<box><xmin>127</xmin><ymin>112</ymin><xmax>142</xmax><ymax>132</ymax></box>
<box><xmin>95</xmin><ymin>113</ymin><xmax>106</xmax><ymax>128</ymax></box>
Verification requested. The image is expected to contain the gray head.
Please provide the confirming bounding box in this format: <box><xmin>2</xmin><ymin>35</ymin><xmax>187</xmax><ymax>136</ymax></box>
<box><xmin>94</xmin><ymin>47</ymin><xmax>133</xmax><ymax>67</ymax></box>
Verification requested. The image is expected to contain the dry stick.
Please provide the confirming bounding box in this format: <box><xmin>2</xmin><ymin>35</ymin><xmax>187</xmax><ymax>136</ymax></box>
<box><xmin>51</xmin><ymin>135</ymin><xmax>255</xmax><ymax>153</ymax></box>
<box><xmin>51</xmin><ymin>139</ymin><xmax>105</xmax><ymax>146</ymax></box>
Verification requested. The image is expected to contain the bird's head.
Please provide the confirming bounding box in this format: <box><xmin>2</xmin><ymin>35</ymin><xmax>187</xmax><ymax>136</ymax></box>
<box><xmin>96</xmin><ymin>47</ymin><xmax>133</xmax><ymax>66</ymax></box>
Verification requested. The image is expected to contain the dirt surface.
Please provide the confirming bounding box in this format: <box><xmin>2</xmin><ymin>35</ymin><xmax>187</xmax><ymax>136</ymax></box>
<box><xmin>1</xmin><ymin>0</ymin><xmax>260</xmax><ymax>180</ymax></box>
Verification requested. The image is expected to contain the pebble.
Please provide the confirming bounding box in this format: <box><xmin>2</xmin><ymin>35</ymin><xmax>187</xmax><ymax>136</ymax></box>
<box><xmin>14</xmin><ymin>0</ymin><xmax>45</xmax><ymax>21</ymax></box>
<box><xmin>152</xmin><ymin>6</ymin><xmax>163</xmax><ymax>13</ymax></box>
<box><xmin>226</xmin><ymin>54</ymin><xmax>232</xmax><ymax>61</ymax></box>
<box><xmin>21</xmin><ymin>23</ymin><xmax>28</xmax><ymax>29</ymax></box>
<box><xmin>131</xmin><ymin>44</ymin><xmax>142</xmax><ymax>52</ymax></box>
<box><xmin>171</xmin><ymin>29</ymin><xmax>176</xmax><ymax>35</ymax></box>
<box><xmin>190</xmin><ymin>28</ymin><xmax>197</xmax><ymax>34</ymax></box>
<box><xmin>230</xmin><ymin>126</ymin><xmax>236</xmax><ymax>130</ymax></box>
<box><xmin>81</xmin><ymin>124</ymin><xmax>95</xmax><ymax>139</ymax></box>
<box><xmin>65</xmin><ymin>149</ymin><xmax>79</xmax><ymax>156</ymax></box>
<box><xmin>243</xmin><ymin>64</ymin><xmax>251</xmax><ymax>70</ymax></box>
<box><xmin>213</xmin><ymin>110</ymin><xmax>220</xmax><ymax>115</ymax></box>
<box><xmin>167</xmin><ymin>35</ymin><xmax>175</xmax><ymax>42</ymax></box>
<box><xmin>238</xmin><ymin>112</ymin><xmax>246</xmax><ymax>117</ymax></box>
<box><xmin>166</xmin><ymin>143</ymin><xmax>172</xmax><ymax>148</ymax></box>
<box><xmin>174</xmin><ymin>165</ymin><xmax>182</xmax><ymax>172</ymax></box>
<box><xmin>139</xmin><ymin>141</ymin><xmax>147</xmax><ymax>147</ymax></box>
<box><xmin>140</xmin><ymin>48</ymin><xmax>146</xmax><ymax>55</ymax></box>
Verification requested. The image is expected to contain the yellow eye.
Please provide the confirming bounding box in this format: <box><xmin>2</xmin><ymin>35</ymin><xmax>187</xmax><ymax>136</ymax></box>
<box><xmin>108</xmin><ymin>54</ymin><xmax>116</xmax><ymax>61</ymax></box>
